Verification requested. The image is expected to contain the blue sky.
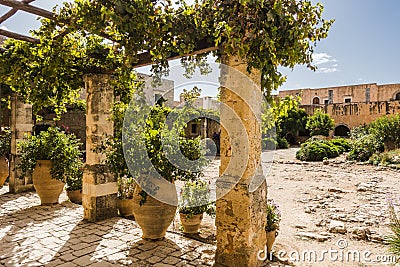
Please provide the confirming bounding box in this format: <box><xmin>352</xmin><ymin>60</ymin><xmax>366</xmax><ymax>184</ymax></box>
<box><xmin>1</xmin><ymin>0</ymin><xmax>399</xmax><ymax>94</ymax></box>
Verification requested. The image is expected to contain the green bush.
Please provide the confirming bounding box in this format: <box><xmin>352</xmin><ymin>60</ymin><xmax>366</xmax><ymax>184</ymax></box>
<box><xmin>387</xmin><ymin>199</ymin><xmax>400</xmax><ymax>256</ymax></box>
<box><xmin>262</xmin><ymin>137</ymin><xmax>289</xmax><ymax>150</ymax></box>
<box><xmin>330</xmin><ymin>138</ymin><xmax>351</xmax><ymax>152</ymax></box>
<box><xmin>349</xmin><ymin>125</ymin><xmax>369</xmax><ymax>140</ymax></box>
<box><xmin>18</xmin><ymin>127</ymin><xmax>83</xmax><ymax>184</ymax></box>
<box><xmin>369</xmin><ymin>114</ymin><xmax>400</xmax><ymax>149</ymax></box>
<box><xmin>369</xmin><ymin>149</ymin><xmax>400</xmax><ymax>166</ymax></box>
<box><xmin>296</xmin><ymin>139</ymin><xmax>339</xmax><ymax>161</ymax></box>
<box><xmin>262</xmin><ymin>137</ymin><xmax>277</xmax><ymax>150</ymax></box>
<box><xmin>306</xmin><ymin>109</ymin><xmax>335</xmax><ymax>137</ymax></box>
<box><xmin>348</xmin><ymin>134</ymin><xmax>384</xmax><ymax>162</ymax></box>
<box><xmin>277</xmin><ymin>137</ymin><xmax>289</xmax><ymax>149</ymax></box>
<box><xmin>0</xmin><ymin>129</ymin><xmax>11</xmax><ymax>158</ymax></box>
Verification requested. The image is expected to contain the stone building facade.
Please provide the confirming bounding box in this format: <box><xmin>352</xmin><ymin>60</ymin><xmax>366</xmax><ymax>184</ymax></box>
<box><xmin>278</xmin><ymin>83</ymin><xmax>400</xmax><ymax>136</ymax></box>
<box><xmin>279</xmin><ymin>83</ymin><xmax>400</xmax><ymax>105</ymax></box>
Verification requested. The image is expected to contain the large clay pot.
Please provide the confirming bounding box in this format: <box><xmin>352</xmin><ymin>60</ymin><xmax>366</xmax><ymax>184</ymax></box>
<box><xmin>67</xmin><ymin>189</ymin><xmax>82</xmax><ymax>204</ymax></box>
<box><xmin>117</xmin><ymin>198</ymin><xmax>135</xmax><ymax>218</ymax></box>
<box><xmin>266</xmin><ymin>230</ymin><xmax>278</xmax><ymax>254</ymax></box>
<box><xmin>132</xmin><ymin>186</ymin><xmax>177</xmax><ymax>240</ymax></box>
<box><xmin>180</xmin><ymin>213</ymin><xmax>203</xmax><ymax>234</ymax></box>
<box><xmin>0</xmin><ymin>156</ymin><xmax>8</xmax><ymax>187</ymax></box>
<box><xmin>32</xmin><ymin>160</ymin><xmax>64</xmax><ymax>205</ymax></box>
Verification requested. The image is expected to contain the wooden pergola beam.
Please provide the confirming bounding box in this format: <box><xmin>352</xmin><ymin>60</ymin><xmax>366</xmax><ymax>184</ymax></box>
<box><xmin>133</xmin><ymin>39</ymin><xmax>217</xmax><ymax>68</ymax></box>
<box><xmin>0</xmin><ymin>0</ymin><xmax>55</xmax><ymax>20</ymax></box>
<box><xmin>0</xmin><ymin>28</ymin><xmax>39</xmax><ymax>43</ymax></box>
<box><xmin>0</xmin><ymin>0</ymin><xmax>35</xmax><ymax>24</ymax></box>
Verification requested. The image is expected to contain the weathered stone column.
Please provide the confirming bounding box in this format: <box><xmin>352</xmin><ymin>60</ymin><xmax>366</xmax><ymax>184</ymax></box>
<box><xmin>83</xmin><ymin>74</ymin><xmax>118</xmax><ymax>222</ymax></box>
<box><xmin>215</xmin><ymin>56</ymin><xmax>267</xmax><ymax>266</ymax></box>
<box><xmin>9</xmin><ymin>95</ymin><xmax>34</xmax><ymax>193</ymax></box>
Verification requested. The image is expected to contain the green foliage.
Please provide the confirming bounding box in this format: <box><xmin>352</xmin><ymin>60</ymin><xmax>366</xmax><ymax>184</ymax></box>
<box><xmin>0</xmin><ymin>0</ymin><xmax>332</xmax><ymax>117</ymax></box>
<box><xmin>262</xmin><ymin>96</ymin><xmax>307</xmax><ymax>145</ymax></box>
<box><xmin>296</xmin><ymin>138</ymin><xmax>340</xmax><ymax>161</ymax></box>
<box><xmin>330</xmin><ymin>138</ymin><xmax>351</xmax><ymax>153</ymax></box>
<box><xmin>0</xmin><ymin>128</ymin><xmax>11</xmax><ymax>158</ymax></box>
<box><xmin>369</xmin><ymin>149</ymin><xmax>400</xmax><ymax>167</ymax></box>
<box><xmin>347</xmin><ymin>134</ymin><xmax>384</xmax><ymax>162</ymax></box>
<box><xmin>117</xmin><ymin>176</ymin><xmax>136</xmax><ymax>199</ymax></box>
<box><xmin>262</xmin><ymin>137</ymin><xmax>276</xmax><ymax>150</ymax></box>
<box><xmin>265</xmin><ymin>200</ymin><xmax>281</xmax><ymax>232</ymax></box>
<box><xmin>0</xmin><ymin>31</ymin><xmax>118</xmax><ymax>119</ymax></box>
<box><xmin>387</xmin><ymin>198</ymin><xmax>400</xmax><ymax>256</ymax></box>
<box><xmin>277</xmin><ymin>137</ymin><xmax>289</xmax><ymax>149</ymax></box>
<box><xmin>65</xmin><ymin>168</ymin><xmax>83</xmax><ymax>191</ymax></box>
<box><xmin>18</xmin><ymin>127</ymin><xmax>83</xmax><ymax>185</ymax></box>
<box><xmin>122</xmin><ymin>101</ymin><xmax>209</xmax><ymax>205</ymax></box>
<box><xmin>349</xmin><ymin>125</ymin><xmax>369</xmax><ymax>140</ymax></box>
<box><xmin>181</xmin><ymin>86</ymin><xmax>202</xmax><ymax>103</ymax></box>
<box><xmin>369</xmin><ymin>114</ymin><xmax>400</xmax><ymax>149</ymax></box>
<box><xmin>179</xmin><ymin>180</ymin><xmax>214</xmax><ymax>218</ymax></box>
<box><xmin>306</xmin><ymin>109</ymin><xmax>334</xmax><ymax>137</ymax></box>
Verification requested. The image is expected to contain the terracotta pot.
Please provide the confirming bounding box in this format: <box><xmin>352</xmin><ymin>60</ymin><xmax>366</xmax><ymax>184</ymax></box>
<box><xmin>0</xmin><ymin>156</ymin><xmax>8</xmax><ymax>187</ymax></box>
<box><xmin>117</xmin><ymin>198</ymin><xmax>135</xmax><ymax>218</ymax></box>
<box><xmin>180</xmin><ymin>213</ymin><xmax>203</xmax><ymax>234</ymax></box>
<box><xmin>266</xmin><ymin>230</ymin><xmax>278</xmax><ymax>254</ymax></box>
<box><xmin>67</xmin><ymin>189</ymin><xmax>82</xmax><ymax>204</ymax></box>
<box><xmin>132</xmin><ymin>186</ymin><xmax>177</xmax><ymax>240</ymax></box>
<box><xmin>32</xmin><ymin>160</ymin><xmax>64</xmax><ymax>205</ymax></box>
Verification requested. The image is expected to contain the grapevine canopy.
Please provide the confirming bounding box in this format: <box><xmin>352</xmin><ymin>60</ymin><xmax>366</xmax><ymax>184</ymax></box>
<box><xmin>0</xmin><ymin>0</ymin><xmax>333</xmax><ymax>118</ymax></box>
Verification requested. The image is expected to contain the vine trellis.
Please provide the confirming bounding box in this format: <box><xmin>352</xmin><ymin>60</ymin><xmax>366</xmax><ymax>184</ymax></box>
<box><xmin>0</xmin><ymin>0</ymin><xmax>333</xmax><ymax>118</ymax></box>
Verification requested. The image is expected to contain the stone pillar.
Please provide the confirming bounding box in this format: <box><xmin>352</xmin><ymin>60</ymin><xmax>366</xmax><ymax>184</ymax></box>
<box><xmin>215</xmin><ymin>56</ymin><xmax>267</xmax><ymax>266</ymax></box>
<box><xmin>9</xmin><ymin>95</ymin><xmax>34</xmax><ymax>193</ymax></box>
<box><xmin>83</xmin><ymin>74</ymin><xmax>118</xmax><ymax>222</ymax></box>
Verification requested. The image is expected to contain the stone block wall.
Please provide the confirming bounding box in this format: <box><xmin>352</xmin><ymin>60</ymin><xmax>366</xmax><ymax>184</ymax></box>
<box><xmin>302</xmin><ymin>100</ymin><xmax>400</xmax><ymax>129</ymax></box>
<box><xmin>279</xmin><ymin>82</ymin><xmax>400</xmax><ymax>105</ymax></box>
<box><xmin>82</xmin><ymin>165</ymin><xmax>117</xmax><ymax>221</ymax></box>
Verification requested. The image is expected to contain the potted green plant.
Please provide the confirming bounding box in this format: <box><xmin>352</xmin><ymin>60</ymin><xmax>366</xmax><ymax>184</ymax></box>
<box><xmin>123</xmin><ymin>103</ymin><xmax>208</xmax><ymax>240</ymax></box>
<box><xmin>116</xmin><ymin>176</ymin><xmax>136</xmax><ymax>217</ymax></box>
<box><xmin>0</xmin><ymin>128</ymin><xmax>11</xmax><ymax>187</ymax></box>
<box><xmin>96</xmin><ymin>102</ymin><xmax>137</xmax><ymax>218</ymax></box>
<box><xmin>265</xmin><ymin>200</ymin><xmax>281</xmax><ymax>254</ymax></box>
<box><xmin>65</xmin><ymin>167</ymin><xmax>83</xmax><ymax>204</ymax></box>
<box><xmin>18</xmin><ymin>127</ymin><xmax>83</xmax><ymax>205</ymax></box>
<box><xmin>179</xmin><ymin>180</ymin><xmax>215</xmax><ymax>234</ymax></box>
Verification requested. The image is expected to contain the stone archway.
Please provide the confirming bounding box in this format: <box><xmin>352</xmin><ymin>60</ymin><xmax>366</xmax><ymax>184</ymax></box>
<box><xmin>334</xmin><ymin>124</ymin><xmax>350</xmax><ymax>137</ymax></box>
<box><xmin>395</xmin><ymin>91</ymin><xmax>400</xmax><ymax>101</ymax></box>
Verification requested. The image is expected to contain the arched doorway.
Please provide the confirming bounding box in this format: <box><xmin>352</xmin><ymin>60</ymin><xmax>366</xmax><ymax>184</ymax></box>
<box><xmin>395</xmin><ymin>92</ymin><xmax>400</xmax><ymax>100</ymax></box>
<box><xmin>334</xmin><ymin>125</ymin><xmax>350</xmax><ymax>136</ymax></box>
<box><xmin>312</xmin><ymin>97</ymin><xmax>320</xmax><ymax>104</ymax></box>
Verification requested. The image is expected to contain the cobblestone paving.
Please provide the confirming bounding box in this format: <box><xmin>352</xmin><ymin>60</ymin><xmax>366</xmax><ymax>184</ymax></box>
<box><xmin>0</xmin><ymin>186</ymin><xmax>216</xmax><ymax>267</ymax></box>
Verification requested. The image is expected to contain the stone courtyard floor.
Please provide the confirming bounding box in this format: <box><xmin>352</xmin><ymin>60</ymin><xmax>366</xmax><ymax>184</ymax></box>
<box><xmin>0</xmin><ymin>186</ymin><xmax>219</xmax><ymax>267</ymax></box>
<box><xmin>3</xmin><ymin>148</ymin><xmax>400</xmax><ymax>266</ymax></box>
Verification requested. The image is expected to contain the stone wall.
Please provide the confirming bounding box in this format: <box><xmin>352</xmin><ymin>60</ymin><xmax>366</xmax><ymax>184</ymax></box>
<box><xmin>302</xmin><ymin>100</ymin><xmax>400</xmax><ymax>129</ymax></box>
<box><xmin>279</xmin><ymin>83</ymin><xmax>400</xmax><ymax>105</ymax></box>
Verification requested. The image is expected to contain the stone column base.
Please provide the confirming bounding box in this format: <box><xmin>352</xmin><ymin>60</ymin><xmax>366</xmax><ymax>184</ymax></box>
<box><xmin>83</xmin><ymin>164</ymin><xmax>118</xmax><ymax>222</ymax></box>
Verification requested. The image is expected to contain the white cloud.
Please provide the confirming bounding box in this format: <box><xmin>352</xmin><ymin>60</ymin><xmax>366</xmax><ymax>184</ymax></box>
<box><xmin>313</xmin><ymin>53</ymin><xmax>339</xmax><ymax>73</ymax></box>
<box><xmin>312</xmin><ymin>53</ymin><xmax>337</xmax><ymax>65</ymax></box>
<box><xmin>317</xmin><ymin>67</ymin><xmax>339</xmax><ymax>73</ymax></box>
<box><xmin>0</xmin><ymin>26</ymin><xmax>8</xmax><ymax>31</ymax></box>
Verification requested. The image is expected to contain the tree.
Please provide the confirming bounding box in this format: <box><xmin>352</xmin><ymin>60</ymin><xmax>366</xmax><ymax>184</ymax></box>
<box><xmin>306</xmin><ymin>109</ymin><xmax>334</xmax><ymax>137</ymax></box>
<box><xmin>262</xmin><ymin>96</ymin><xmax>308</xmax><ymax>144</ymax></box>
<box><xmin>369</xmin><ymin>114</ymin><xmax>400</xmax><ymax>149</ymax></box>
